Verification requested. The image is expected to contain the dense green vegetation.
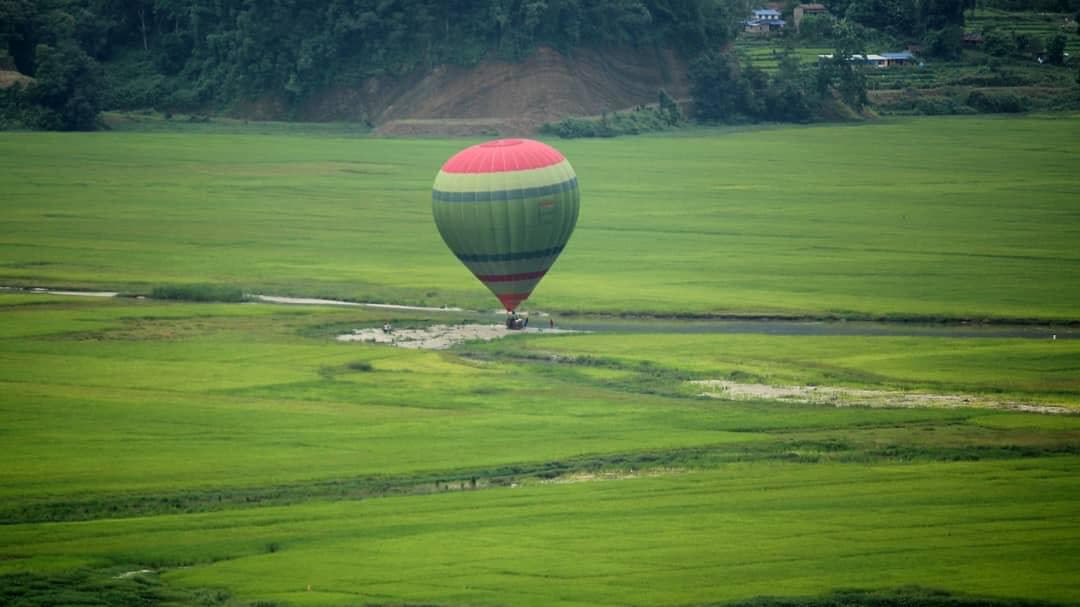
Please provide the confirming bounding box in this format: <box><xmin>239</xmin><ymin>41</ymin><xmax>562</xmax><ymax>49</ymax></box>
<box><xmin>730</xmin><ymin>6</ymin><xmax>1080</xmax><ymax>121</ymax></box>
<box><xmin>0</xmin><ymin>0</ymin><xmax>737</xmax><ymax>129</ymax></box>
<box><xmin>2</xmin><ymin>115</ymin><xmax>1078</xmax><ymax>320</ymax></box>
<box><xmin>539</xmin><ymin>89</ymin><xmax>686</xmax><ymax>137</ymax></box>
<box><xmin>150</xmin><ymin>284</ymin><xmax>248</xmax><ymax>302</ymax></box>
<box><xmin>3</xmin><ymin>0</ymin><xmax>1077</xmax><ymax>131</ymax></box>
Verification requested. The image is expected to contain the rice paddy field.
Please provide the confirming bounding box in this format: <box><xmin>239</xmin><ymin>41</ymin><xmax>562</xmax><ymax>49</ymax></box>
<box><xmin>737</xmin><ymin>10</ymin><xmax>1080</xmax><ymax>94</ymax></box>
<box><xmin>1</xmin><ymin>114</ymin><xmax>1079</xmax><ymax>606</ymax></box>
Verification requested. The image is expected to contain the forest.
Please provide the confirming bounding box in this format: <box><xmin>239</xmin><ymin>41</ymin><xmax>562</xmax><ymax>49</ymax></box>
<box><xmin>0</xmin><ymin>0</ymin><xmax>737</xmax><ymax>128</ymax></box>
<box><xmin>1</xmin><ymin>0</ymin><xmax>1077</xmax><ymax>130</ymax></box>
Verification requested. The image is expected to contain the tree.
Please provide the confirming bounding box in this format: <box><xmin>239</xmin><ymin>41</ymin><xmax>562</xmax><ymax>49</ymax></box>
<box><xmin>921</xmin><ymin>0</ymin><xmax>965</xmax><ymax>30</ymax></box>
<box><xmin>765</xmin><ymin>49</ymin><xmax>815</xmax><ymax>122</ymax></box>
<box><xmin>23</xmin><ymin>41</ymin><xmax>104</xmax><ymax>130</ymax></box>
<box><xmin>1</xmin><ymin>0</ymin><xmax>40</xmax><ymax>74</ymax></box>
<box><xmin>1013</xmin><ymin>32</ymin><xmax>1044</xmax><ymax>57</ymax></box>
<box><xmin>924</xmin><ymin>25</ymin><xmax>963</xmax><ymax>59</ymax></box>
<box><xmin>845</xmin><ymin>0</ymin><xmax>919</xmax><ymax>37</ymax></box>
<box><xmin>982</xmin><ymin>29</ymin><xmax>1015</xmax><ymax>57</ymax></box>
<box><xmin>689</xmin><ymin>50</ymin><xmax>744</xmax><ymax>120</ymax></box>
<box><xmin>798</xmin><ymin>14</ymin><xmax>836</xmax><ymax>40</ymax></box>
<box><xmin>1045</xmin><ymin>34</ymin><xmax>1067</xmax><ymax>65</ymax></box>
<box><xmin>658</xmin><ymin>88</ymin><xmax>683</xmax><ymax>125</ymax></box>
<box><xmin>816</xmin><ymin>22</ymin><xmax>868</xmax><ymax>110</ymax></box>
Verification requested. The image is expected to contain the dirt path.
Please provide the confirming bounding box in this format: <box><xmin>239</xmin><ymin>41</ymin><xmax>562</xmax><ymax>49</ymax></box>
<box><xmin>254</xmin><ymin>294</ymin><xmax>463</xmax><ymax>312</ymax></box>
<box><xmin>691</xmin><ymin>380</ymin><xmax>1077</xmax><ymax>415</ymax></box>
<box><xmin>337</xmin><ymin>324</ymin><xmax>578</xmax><ymax>349</ymax></box>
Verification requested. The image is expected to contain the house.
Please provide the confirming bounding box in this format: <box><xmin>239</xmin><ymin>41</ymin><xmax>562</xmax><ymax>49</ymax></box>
<box><xmin>744</xmin><ymin>9</ymin><xmax>786</xmax><ymax>34</ymax></box>
<box><xmin>962</xmin><ymin>32</ymin><xmax>984</xmax><ymax>46</ymax></box>
<box><xmin>817</xmin><ymin>51</ymin><xmax>917</xmax><ymax>68</ymax></box>
<box><xmin>863</xmin><ymin>54</ymin><xmax>888</xmax><ymax>68</ymax></box>
<box><xmin>744</xmin><ymin>20</ymin><xmax>771</xmax><ymax>34</ymax></box>
<box><xmin>879</xmin><ymin>51</ymin><xmax>915</xmax><ymax>66</ymax></box>
<box><xmin>793</xmin><ymin>3</ymin><xmax>829</xmax><ymax>31</ymax></box>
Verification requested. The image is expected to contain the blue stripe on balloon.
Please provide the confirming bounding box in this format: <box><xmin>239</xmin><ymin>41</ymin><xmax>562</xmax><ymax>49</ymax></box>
<box><xmin>456</xmin><ymin>245</ymin><xmax>564</xmax><ymax>263</ymax></box>
<box><xmin>432</xmin><ymin>177</ymin><xmax>578</xmax><ymax>203</ymax></box>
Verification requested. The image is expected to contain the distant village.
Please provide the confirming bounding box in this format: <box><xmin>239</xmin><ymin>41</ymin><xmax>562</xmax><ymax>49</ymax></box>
<box><xmin>744</xmin><ymin>3</ymin><xmax>918</xmax><ymax>68</ymax></box>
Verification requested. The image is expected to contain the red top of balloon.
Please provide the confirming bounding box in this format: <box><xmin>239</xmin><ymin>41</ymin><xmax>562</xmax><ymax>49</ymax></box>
<box><xmin>441</xmin><ymin>139</ymin><xmax>566</xmax><ymax>174</ymax></box>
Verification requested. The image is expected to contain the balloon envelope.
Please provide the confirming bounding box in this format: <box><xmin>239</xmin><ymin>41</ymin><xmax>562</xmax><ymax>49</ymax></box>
<box><xmin>432</xmin><ymin>139</ymin><xmax>579</xmax><ymax>311</ymax></box>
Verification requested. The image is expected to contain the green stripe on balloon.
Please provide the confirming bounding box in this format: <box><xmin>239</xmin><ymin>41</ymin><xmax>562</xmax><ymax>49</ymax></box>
<box><xmin>432</xmin><ymin>139</ymin><xmax>579</xmax><ymax>312</ymax></box>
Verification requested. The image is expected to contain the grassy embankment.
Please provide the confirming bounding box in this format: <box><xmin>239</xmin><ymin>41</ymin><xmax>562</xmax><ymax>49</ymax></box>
<box><xmin>1</xmin><ymin>116</ymin><xmax>1078</xmax><ymax>606</ymax></box>
<box><xmin>1</xmin><ymin>114</ymin><xmax>1078</xmax><ymax>320</ymax></box>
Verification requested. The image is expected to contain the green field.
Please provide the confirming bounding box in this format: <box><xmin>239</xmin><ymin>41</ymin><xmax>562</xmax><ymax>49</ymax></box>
<box><xmin>3</xmin><ymin>114</ymin><xmax>1079</xmax><ymax>319</ymax></box>
<box><xmin>1</xmin><ymin>294</ymin><xmax>1079</xmax><ymax>606</ymax></box>
<box><xmin>2</xmin><ymin>116</ymin><xmax>1079</xmax><ymax>606</ymax></box>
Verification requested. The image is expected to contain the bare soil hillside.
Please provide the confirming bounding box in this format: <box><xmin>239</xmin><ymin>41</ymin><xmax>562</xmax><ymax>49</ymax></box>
<box><xmin>298</xmin><ymin>46</ymin><xmax>688</xmax><ymax>135</ymax></box>
<box><xmin>0</xmin><ymin>70</ymin><xmax>33</xmax><ymax>89</ymax></box>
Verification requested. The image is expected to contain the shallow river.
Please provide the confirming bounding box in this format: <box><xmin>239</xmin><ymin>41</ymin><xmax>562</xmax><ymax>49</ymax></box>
<box><xmin>6</xmin><ymin>287</ymin><xmax>1075</xmax><ymax>340</ymax></box>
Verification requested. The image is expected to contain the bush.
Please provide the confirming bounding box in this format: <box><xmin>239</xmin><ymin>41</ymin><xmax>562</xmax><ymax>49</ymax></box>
<box><xmin>1014</xmin><ymin>32</ymin><xmax>1044</xmax><ymax>56</ymax></box>
<box><xmin>538</xmin><ymin>116</ymin><xmax>613</xmax><ymax>138</ymax></box>
<box><xmin>983</xmin><ymin>29</ymin><xmax>1016</xmax><ymax>57</ymax></box>
<box><xmin>966</xmin><ymin>90</ymin><xmax>1029</xmax><ymax>113</ymax></box>
<box><xmin>1045</xmin><ymin>34</ymin><xmax>1067</xmax><ymax>65</ymax></box>
<box><xmin>914</xmin><ymin>96</ymin><xmax>976</xmax><ymax>115</ymax></box>
<box><xmin>957</xmin><ymin>65</ymin><xmax>1031</xmax><ymax>86</ymax></box>
<box><xmin>539</xmin><ymin>104</ymin><xmax>679</xmax><ymax>139</ymax></box>
<box><xmin>798</xmin><ymin>13</ymin><xmax>836</xmax><ymax>41</ymax></box>
<box><xmin>0</xmin><ymin>86</ymin><xmax>29</xmax><ymax>129</ymax></box>
<box><xmin>149</xmin><ymin>284</ymin><xmax>247</xmax><ymax>302</ymax></box>
<box><xmin>101</xmin><ymin>50</ymin><xmax>168</xmax><ymax>110</ymax></box>
<box><xmin>924</xmin><ymin>26</ymin><xmax>964</xmax><ymax>60</ymax></box>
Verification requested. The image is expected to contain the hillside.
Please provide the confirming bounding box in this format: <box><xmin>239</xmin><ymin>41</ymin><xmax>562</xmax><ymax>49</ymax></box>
<box><xmin>218</xmin><ymin>45</ymin><xmax>688</xmax><ymax>136</ymax></box>
<box><xmin>313</xmin><ymin>46</ymin><xmax>688</xmax><ymax>135</ymax></box>
<box><xmin>2</xmin><ymin>0</ymin><xmax>1079</xmax><ymax>132</ymax></box>
<box><xmin>0</xmin><ymin>0</ymin><xmax>726</xmax><ymax>132</ymax></box>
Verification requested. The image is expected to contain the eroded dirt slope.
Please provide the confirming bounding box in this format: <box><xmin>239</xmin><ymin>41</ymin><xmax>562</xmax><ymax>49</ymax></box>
<box><xmin>299</xmin><ymin>46</ymin><xmax>687</xmax><ymax>135</ymax></box>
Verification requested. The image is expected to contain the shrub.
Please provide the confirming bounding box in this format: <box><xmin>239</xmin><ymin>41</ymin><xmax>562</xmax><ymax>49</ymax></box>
<box><xmin>539</xmin><ymin>104</ymin><xmax>679</xmax><ymax>139</ymax></box>
<box><xmin>149</xmin><ymin>284</ymin><xmax>247</xmax><ymax>302</ymax></box>
<box><xmin>957</xmin><ymin>66</ymin><xmax>1030</xmax><ymax>86</ymax></box>
<box><xmin>1045</xmin><ymin>34</ymin><xmax>1067</xmax><ymax>65</ymax></box>
<box><xmin>966</xmin><ymin>90</ymin><xmax>1029</xmax><ymax>113</ymax></box>
<box><xmin>914</xmin><ymin>97</ymin><xmax>975</xmax><ymax>115</ymax></box>
<box><xmin>346</xmin><ymin>361</ymin><xmax>374</xmax><ymax>372</ymax></box>
<box><xmin>983</xmin><ymin>29</ymin><xmax>1016</xmax><ymax>57</ymax></box>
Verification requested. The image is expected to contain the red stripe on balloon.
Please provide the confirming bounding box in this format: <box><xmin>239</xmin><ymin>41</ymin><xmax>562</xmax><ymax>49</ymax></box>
<box><xmin>442</xmin><ymin>139</ymin><xmax>565</xmax><ymax>174</ymax></box>
<box><xmin>476</xmin><ymin>269</ymin><xmax>548</xmax><ymax>283</ymax></box>
<box><xmin>497</xmin><ymin>292</ymin><xmax>531</xmax><ymax>311</ymax></box>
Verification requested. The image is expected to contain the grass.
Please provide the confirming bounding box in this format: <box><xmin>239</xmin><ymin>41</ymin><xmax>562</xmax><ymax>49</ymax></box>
<box><xmin>1</xmin><ymin>115</ymin><xmax>1079</xmax><ymax>320</ymax></box>
<box><xmin>3</xmin><ymin>457</ymin><xmax>1079</xmax><ymax>606</ymax></box>
<box><xmin>465</xmin><ymin>332</ymin><xmax>1080</xmax><ymax>406</ymax></box>
<box><xmin>1</xmin><ymin>294</ymin><xmax>1079</xmax><ymax>606</ymax></box>
<box><xmin>1</xmin><ymin>115</ymin><xmax>1078</xmax><ymax>606</ymax></box>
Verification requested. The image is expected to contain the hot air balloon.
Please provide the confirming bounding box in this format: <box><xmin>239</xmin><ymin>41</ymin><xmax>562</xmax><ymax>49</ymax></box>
<box><xmin>432</xmin><ymin>138</ymin><xmax>579</xmax><ymax>314</ymax></box>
